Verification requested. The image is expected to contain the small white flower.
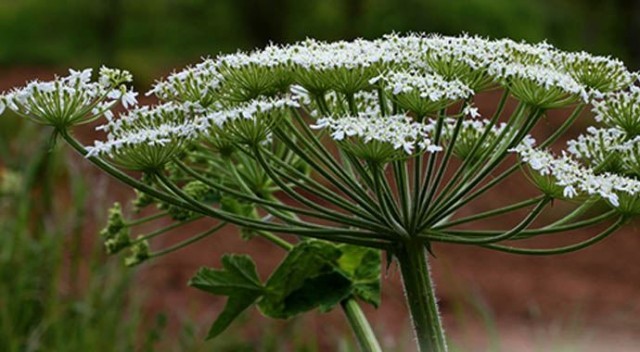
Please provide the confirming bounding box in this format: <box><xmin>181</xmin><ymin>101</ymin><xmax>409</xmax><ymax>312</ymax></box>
<box><xmin>463</xmin><ymin>105</ymin><xmax>480</xmax><ymax>118</ymax></box>
<box><xmin>121</xmin><ymin>90</ymin><xmax>138</xmax><ymax>109</ymax></box>
<box><xmin>606</xmin><ymin>193</ymin><xmax>620</xmax><ymax>207</ymax></box>
<box><xmin>426</xmin><ymin>145</ymin><xmax>443</xmax><ymax>153</ymax></box>
<box><xmin>107</xmin><ymin>89</ymin><xmax>122</xmax><ymax>100</ymax></box>
<box><xmin>563</xmin><ymin>185</ymin><xmax>578</xmax><ymax>198</ymax></box>
<box><xmin>69</xmin><ymin>68</ymin><xmax>93</xmax><ymax>84</ymax></box>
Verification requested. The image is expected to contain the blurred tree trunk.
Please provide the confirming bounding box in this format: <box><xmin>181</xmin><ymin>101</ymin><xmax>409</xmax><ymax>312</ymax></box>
<box><xmin>618</xmin><ymin>0</ymin><xmax>640</xmax><ymax>69</ymax></box>
<box><xmin>583</xmin><ymin>0</ymin><xmax>640</xmax><ymax>69</ymax></box>
<box><xmin>238</xmin><ymin>0</ymin><xmax>288</xmax><ymax>46</ymax></box>
<box><xmin>346</xmin><ymin>0</ymin><xmax>365</xmax><ymax>39</ymax></box>
<box><xmin>97</xmin><ymin>0</ymin><xmax>122</xmax><ymax>65</ymax></box>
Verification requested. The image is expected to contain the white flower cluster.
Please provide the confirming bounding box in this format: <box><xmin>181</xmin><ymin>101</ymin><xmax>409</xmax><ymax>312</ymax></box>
<box><xmin>489</xmin><ymin>62</ymin><xmax>590</xmax><ymax>105</ymax></box>
<box><xmin>354</xmin><ymin>90</ymin><xmax>386</xmax><ymax>116</ymax></box>
<box><xmin>0</xmin><ymin>67</ymin><xmax>136</xmax><ymax>127</ymax></box>
<box><xmin>85</xmin><ymin>34</ymin><xmax>638</xmax><ymax>169</ymax></box>
<box><xmin>218</xmin><ymin>44</ymin><xmax>292</xmax><ymax>69</ymax></box>
<box><xmin>198</xmin><ymin>96</ymin><xmax>300</xmax><ymax>129</ymax></box>
<box><xmin>148</xmin><ymin>59</ymin><xmax>223</xmax><ymax>105</ymax></box>
<box><xmin>151</xmin><ymin>32</ymin><xmax>626</xmax><ymax>105</ymax></box>
<box><xmin>592</xmin><ymin>86</ymin><xmax>640</xmax><ymax>134</ymax></box>
<box><xmin>285</xmin><ymin>38</ymin><xmax>397</xmax><ymax>71</ymax></box>
<box><xmin>567</xmin><ymin>126</ymin><xmax>626</xmax><ymax>166</ymax></box>
<box><xmin>423</xmin><ymin>34</ymin><xmax>502</xmax><ymax>70</ymax></box>
<box><xmin>87</xmin><ymin>102</ymin><xmax>197</xmax><ymax>158</ymax></box>
<box><xmin>616</xmin><ymin>136</ymin><xmax>640</xmax><ymax>175</ymax></box>
<box><xmin>512</xmin><ymin>143</ymin><xmax>640</xmax><ymax>207</ymax></box>
<box><xmin>377</xmin><ymin>70</ymin><xmax>473</xmax><ymax>102</ymax></box>
<box><xmin>496</xmin><ymin>38</ymin><xmax>557</xmax><ymax>65</ymax></box>
<box><xmin>312</xmin><ymin>113</ymin><xmax>440</xmax><ymax>155</ymax></box>
<box><xmin>5</xmin><ymin>33</ymin><xmax>637</xmax><ymax>182</ymax></box>
<box><xmin>86</xmin><ymin>96</ymin><xmax>299</xmax><ymax>164</ymax></box>
<box><xmin>565</xmin><ymin>125</ymin><xmax>640</xmax><ymax>177</ymax></box>
<box><xmin>553</xmin><ymin>50</ymin><xmax>637</xmax><ymax>92</ymax></box>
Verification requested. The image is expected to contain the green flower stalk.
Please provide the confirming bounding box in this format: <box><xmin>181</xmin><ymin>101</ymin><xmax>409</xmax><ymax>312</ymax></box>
<box><xmin>3</xmin><ymin>33</ymin><xmax>640</xmax><ymax>351</ymax></box>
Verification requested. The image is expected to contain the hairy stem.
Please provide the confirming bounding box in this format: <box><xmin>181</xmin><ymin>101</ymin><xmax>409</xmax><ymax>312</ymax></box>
<box><xmin>396</xmin><ymin>239</ymin><xmax>448</xmax><ymax>352</ymax></box>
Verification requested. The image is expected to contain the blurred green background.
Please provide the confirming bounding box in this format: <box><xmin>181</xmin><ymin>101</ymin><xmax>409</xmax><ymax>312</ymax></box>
<box><xmin>2</xmin><ymin>1</ymin><xmax>640</xmax><ymax>351</ymax></box>
<box><xmin>1</xmin><ymin>0</ymin><xmax>638</xmax><ymax>84</ymax></box>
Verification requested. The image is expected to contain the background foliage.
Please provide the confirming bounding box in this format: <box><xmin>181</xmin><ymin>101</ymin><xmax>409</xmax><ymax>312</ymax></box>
<box><xmin>0</xmin><ymin>0</ymin><xmax>638</xmax><ymax>84</ymax></box>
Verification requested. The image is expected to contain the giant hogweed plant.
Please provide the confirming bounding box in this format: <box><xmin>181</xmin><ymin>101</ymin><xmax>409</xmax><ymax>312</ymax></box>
<box><xmin>2</xmin><ymin>34</ymin><xmax>640</xmax><ymax>351</ymax></box>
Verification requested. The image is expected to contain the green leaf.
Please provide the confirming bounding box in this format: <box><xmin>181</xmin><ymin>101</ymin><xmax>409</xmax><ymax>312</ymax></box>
<box><xmin>188</xmin><ymin>254</ymin><xmax>264</xmax><ymax>339</ymax></box>
<box><xmin>258</xmin><ymin>240</ymin><xmax>352</xmax><ymax>319</ymax></box>
<box><xmin>282</xmin><ymin>271</ymin><xmax>353</xmax><ymax>314</ymax></box>
<box><xmin>337</xmin><ymin>245</ymin><xmax>382</xmax><ymax>307</ymax></box>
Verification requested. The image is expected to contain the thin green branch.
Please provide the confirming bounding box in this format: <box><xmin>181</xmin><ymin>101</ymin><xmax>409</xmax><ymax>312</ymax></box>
<box><xmin>342</xmin><ymin>298</ymin><xmax>383</xmax><ymax>352</ymax></box>
<box><xmin>422</xmin><ymin>107</ymin><xmax>542</xmax><ymax>227</ymax></box>
<box><xmin>134</xmin><ymin>216</ymin><xmax>203</xmax><ymax>243</ymax></box>
<box><xmin>428</xmin><ymin>90</ymin><xmax>509</xmax><ymax>209</ymax></box>
<box><xmin>176</xmin><ymin>160</ymin><xmax>386</xmax><ymax>231</ymax></box>
<box><xmin>425</xmin><ymin>209</ymin><xmax>616</xmax><ymax>240</ymax></box>
<box><xmin>481</xmin><ymin>217</ymin><xmax>627</xmax><ymax>255</ymax></box>
<box><xmin>287</xmin><ymin>109</ymin><xmax>380</xmax><ymax>208</ymax></box>
<box><xmin>434</xmin><ymin>195</ymin><xmax>545</xmax><ymax>229</ymax></box>
<box><xmin>154</xmin><ymin>171</ymin><xmax>393</xmax><ymax>248</ymax></box>
<box><xmin>252</xmin><ymin>146</ymin><xmax>395</xmax><ymax>234</ymax></box>
<box><xmin>124</xmin><ymin>211</ymin><xmax>169</xmax><ymax>227</ymax></box>
<box><xmin>418</xmin><ymin>106</ymin><xmax>467</xmax><ymax>226</ymax></box>
<box><xmin>422</xmin><ymin>198</ymin><xmax>550</xmax><ymax>244</ymax></box>
<box><xmin>273</xmin><ymin>125</ymin><xmax>383</xmax><ymax>218</ymax></box>
<box><xmin>149</xmin><ymin>221</ymin><xmax>227</xmax><ymax>258</ymax></box>
<box><xmin>371</xmin><ymin>163</ymin><xmax>409</xmax><ymax>237</ymax></box>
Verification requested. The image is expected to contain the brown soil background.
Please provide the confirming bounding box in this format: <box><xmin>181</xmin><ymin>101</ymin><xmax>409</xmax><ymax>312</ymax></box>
<box><xmin>2</xmin><ymin>68</ymin><xmax>639</xmax><ymax>351</ymax></box>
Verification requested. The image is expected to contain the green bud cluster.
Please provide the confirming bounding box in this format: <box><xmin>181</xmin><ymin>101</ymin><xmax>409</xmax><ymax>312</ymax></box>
<box><xmin>133</xmin><ymin>189</ymin><xmax>155</xmax><ymax>212</ymax></box>
<box><xmin>124</xmin><ymin>239</ymin><xmax>150</xmax><ymax>267</ymax></box>
<box><xmin>100</xmin><ymin>203</ymin><xmax>131</xmax><ymax>254</ymax></box>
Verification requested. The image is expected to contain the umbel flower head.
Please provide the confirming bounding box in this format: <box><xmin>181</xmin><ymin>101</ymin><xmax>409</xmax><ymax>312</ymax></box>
<box><xmin>567</xmin><ymin>126</ymin><xmax>627</xmax><ymax>173</ymax></box>
<box><xmin>0</xmin><ymin>67</ymin><xmax>137</xmax><ymax>129</ymax></box>
<box><xmin>441</xmin><ymin>118</ymin><xmax>510</xmax><ymax>162</ymax></box>
<box><xmin>422</xmin><ymin>34</ymin><xmax>500</xmax><ymax>91</ymax></box>
<box><xmin>512</xmin><ymin>142</ymin><xmax>640</xmax><ymax>214</ymax></box>
<box><xmin>87</xmin><ymin>102</ymin><xmax>200</xmax><ymax>171</ymax></box>
<box><xmin>554</xmin><ymin>50</ymin><xmax>637</xmax><ymax>92</ymax></box>
<box><xmin>312</xmin><ymin>112</ymin><xmax>441</xmax><ymax>163</ymax></box>
<box><xmin>490</xmin><ymin>62</ymin><xmax>589</xmax><ymax>108</ymax></box>
<box><xmin>592</xmin><ymin>86</ymin><xmax>640</xmax><ymax>135</ymax></box>
<box><xmin>148</xmin><ymin>58</ymin><xmax>223</xmax><ymax>107</ymax></box>
<box><xmin>86</xmin><ymin>95</ymin><xmax>299</xmax><ymax>170</ymax></box>
<box><xmin>375</xmin><ymin>70</ymin><xmax>473</xmax><ymax>117</ymax></box>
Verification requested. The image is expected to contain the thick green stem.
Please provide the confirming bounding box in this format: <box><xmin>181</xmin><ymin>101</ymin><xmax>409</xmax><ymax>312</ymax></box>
<box><xmin>342</xmin><ymin>298</ymin><xmax>383</xmax><ymax>352</ymax></box>
<box><xmin>396</xmin><ymin>239</ymin><xmax>447</xmax><ymax>352</ymax></box>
